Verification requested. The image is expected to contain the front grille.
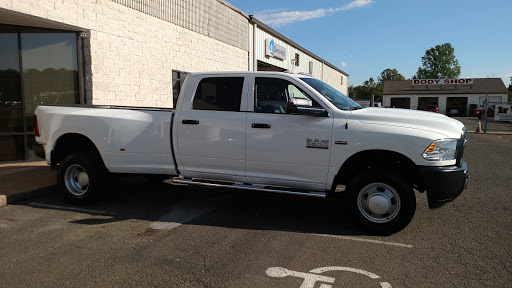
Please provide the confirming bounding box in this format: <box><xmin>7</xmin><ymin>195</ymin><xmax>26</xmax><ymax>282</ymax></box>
<box><xmin>456</xmin><ymin>127</ymin><xmax>466</xmax><ymax>167</ymax></box>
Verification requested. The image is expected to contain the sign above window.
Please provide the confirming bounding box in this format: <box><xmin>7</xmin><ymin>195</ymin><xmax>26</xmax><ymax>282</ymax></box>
<box><xmin>265</xmin><ymin>38</ymin><xmax>286</xmax><ymax>60</ymax></box>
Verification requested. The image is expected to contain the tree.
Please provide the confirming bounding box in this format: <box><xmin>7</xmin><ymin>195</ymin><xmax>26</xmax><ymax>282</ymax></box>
<box><xmin>376</xmin><ymin>69</ymin><xmax>406</xmax><ymax>102</ymax></box>
<box><xmin>350</xmin><ymin>69</ymin><xmax>405</xmax><ymax>102</ymax></box>
<box><xmin>363</xmin><ymin>77</ymin><xmax>382</xmax><ymax>102</ymax></box>
<box><xmin>349</xmin><ymin>78</ymin><xmax>381</xmax><ymax>101</ymax></box>
<box><xmin>414</xmin><ymin>43</ymin><xmax>461</xmax><ymax>79</ymax></box>
<box><xmin>378</xmin><ymin>68</ymin><xmax>405</xmax><ymax>83</ymax></box>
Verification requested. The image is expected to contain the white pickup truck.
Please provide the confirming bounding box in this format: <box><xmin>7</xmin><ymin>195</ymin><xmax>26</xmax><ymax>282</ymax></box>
<box><xmin>34</xmin><ymin>71</ymin><xmax>469</xmax><ymax>234</ymax></box>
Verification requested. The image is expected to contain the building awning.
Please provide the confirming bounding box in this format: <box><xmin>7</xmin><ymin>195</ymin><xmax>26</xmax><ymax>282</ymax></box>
<box><xmin>0</xmin><ymin>7</ymin><xmax>86</xmax><ymax>32</ymax></box>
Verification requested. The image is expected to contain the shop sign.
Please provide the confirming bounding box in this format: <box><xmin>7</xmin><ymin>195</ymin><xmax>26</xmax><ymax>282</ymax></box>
<box><xmin>494</xmin><ymin>104</ymin><xmax>512</xmax><ymax>121</ymax></box>
<box><xmin>266</xmin><ymin>38</ymin><xmax>286</xmax><ymax>60</ymax></box>
<box><xmin>412</xmin><ymin>79</ymin><xmax>473</xmax><ymax>85</ymax></box>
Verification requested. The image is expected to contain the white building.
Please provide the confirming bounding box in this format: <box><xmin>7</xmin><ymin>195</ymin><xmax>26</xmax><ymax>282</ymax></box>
<box><xmin>383</xmin><ymin>78</ymin><xmax>508</xmax><ymax>115</ymax></box>
<box><xmin>248</xmin><ymin>17</ymin><xmax>348</xmax><ymax>96</ymax></box>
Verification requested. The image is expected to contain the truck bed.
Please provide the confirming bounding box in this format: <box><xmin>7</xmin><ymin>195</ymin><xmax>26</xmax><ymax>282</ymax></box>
<box><xmin>35</xmin><ymin>105</ymin><xmax>176</xmax><ymax>175</ymax></box>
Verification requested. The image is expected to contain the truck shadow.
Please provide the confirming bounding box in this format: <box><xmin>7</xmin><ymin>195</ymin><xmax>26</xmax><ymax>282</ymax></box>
<box><xmin>24</xmin><ymin>176</ymin><xmax>373</xmax><ymax>237</ymax></box>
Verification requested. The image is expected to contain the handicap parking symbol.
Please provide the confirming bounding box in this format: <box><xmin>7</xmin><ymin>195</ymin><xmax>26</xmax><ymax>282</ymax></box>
<box><xmin>266</xmin><ymin>266</ymin><xmax>392</xmax><ymax>288</ymax></box>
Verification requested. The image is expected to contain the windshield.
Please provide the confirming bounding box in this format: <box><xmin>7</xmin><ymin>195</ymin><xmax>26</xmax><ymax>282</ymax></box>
<box><xmin>299</xmin><ymin>77</ymin><xmax>361</xmax><ymax>110</ymax></box>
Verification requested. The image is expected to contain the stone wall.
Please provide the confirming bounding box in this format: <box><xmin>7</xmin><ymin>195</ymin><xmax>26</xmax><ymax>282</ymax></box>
<box><xmin>1</xmin><ymin>0</ymin><xmax>249</xmax><ymax>107</ymax></box>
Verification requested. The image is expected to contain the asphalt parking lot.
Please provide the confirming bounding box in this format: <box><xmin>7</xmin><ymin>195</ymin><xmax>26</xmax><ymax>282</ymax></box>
<box><xmin>0</xmin><ymin>132</ymin><xmax>511</xmax><ymax>287</ymax></box>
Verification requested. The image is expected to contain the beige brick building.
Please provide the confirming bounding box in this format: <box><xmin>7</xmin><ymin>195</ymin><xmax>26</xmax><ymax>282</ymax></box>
<box><xmin>0</xmin><ymin>0</ymin><xmax>348</xmax><ymax>161</ymax></box>
<box><xmin>1</xmin><ymin>0</ymin><xmax>249</xmax><ymax>107</ymax></box>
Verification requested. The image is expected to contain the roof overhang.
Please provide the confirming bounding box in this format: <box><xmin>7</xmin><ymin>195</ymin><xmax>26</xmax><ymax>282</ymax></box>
<box><xmin>0</xmin><ymin>7</ymin><xmax>87</xmax><ymax>32</ymax></box>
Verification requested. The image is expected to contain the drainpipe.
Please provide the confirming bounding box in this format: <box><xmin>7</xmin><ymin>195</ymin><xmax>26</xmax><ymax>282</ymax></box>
<box><xmin>321</xmin><ymin>62</ymin><xmax>324</xmax><ymax>81</ymax></box>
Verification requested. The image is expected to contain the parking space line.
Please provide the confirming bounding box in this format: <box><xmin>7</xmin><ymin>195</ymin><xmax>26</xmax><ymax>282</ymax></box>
<box><xmin>315</xmin><ymin>233</ymin><xmax>413</xmax><ymax>248</ymax></box>
<box><xmin>29</xmin><ymin>202</ymin><xmax>117</xmax><ymax>216</ymax></box>
<box><xmin>149</xmin><ymin>200</ymin><xmax>215</xmax><ymax>230</ymax></box>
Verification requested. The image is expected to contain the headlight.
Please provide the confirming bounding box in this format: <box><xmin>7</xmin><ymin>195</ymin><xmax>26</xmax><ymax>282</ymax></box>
<box><xmin>422</xmin><ymin>139</ymin><xmax>458</xmax><ymax>161</ymax></box>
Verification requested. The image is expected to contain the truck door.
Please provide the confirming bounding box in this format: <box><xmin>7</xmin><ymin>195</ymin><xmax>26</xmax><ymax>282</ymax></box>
<box><xmin>245</xmin><ymin>76</ymin><xmax>334</xmax><ymax>191</ymax></box>
<box><xmin>175</xmin><ymin>75</ymin><xmax>248</xmax><ymax>180</ymax></box>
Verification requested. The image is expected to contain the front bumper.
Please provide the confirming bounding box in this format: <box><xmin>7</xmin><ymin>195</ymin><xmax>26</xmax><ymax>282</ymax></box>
<box><xmin>418</xmin><ymin>161</ymin><xmax>469</xmax><ymax>209</ymax></box>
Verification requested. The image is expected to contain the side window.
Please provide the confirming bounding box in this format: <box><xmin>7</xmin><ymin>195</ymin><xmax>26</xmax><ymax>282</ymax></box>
<box><xmin>287</xmin><ymin>84</ymin><xmax>313</xmax><ymax>106</ymax></box>
<box><xmin>193</xmin><ymin>77</ymin><xmax>244</xmax><ymax>112</ymax></box>
<box><xmin>254</xmin><ymin>77</ymin><xmax>320</xmax><ymax>114</ymax></box>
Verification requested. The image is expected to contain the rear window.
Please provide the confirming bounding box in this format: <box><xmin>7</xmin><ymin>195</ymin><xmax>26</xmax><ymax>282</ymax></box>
<box><xmin>193</xmin><ymin>77</ymin><xmax>244</xmax><ymax>112</ymax></box>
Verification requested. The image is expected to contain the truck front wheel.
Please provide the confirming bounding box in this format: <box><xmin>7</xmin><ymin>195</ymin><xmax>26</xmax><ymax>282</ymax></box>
<box><xmin>348</xmin><ymin>169</ymin><xmax>416</xmax><ymax>235</ymax></box>
<box><xmin>58</xmin><ymin>153</ymin><xmax>109</xmax><ymax>204</ymax></box>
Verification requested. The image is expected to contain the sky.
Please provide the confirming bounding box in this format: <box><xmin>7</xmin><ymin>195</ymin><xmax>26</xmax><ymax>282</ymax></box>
<box><xmin>226</xmin><ymin>0</ymin><xmax>512</xmax><ymax>87</ymax></box>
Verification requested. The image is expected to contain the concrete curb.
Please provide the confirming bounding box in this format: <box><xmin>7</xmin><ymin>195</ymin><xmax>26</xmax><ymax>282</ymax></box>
<box><xmin>0</xmin><ymin>185</ymin><xmax>56</xmax><ymax>207</ymax></box>
<box><xmin>466</xmin><ymin>131</ymin><xmax>512</xmax><ymax>135</ymax></box>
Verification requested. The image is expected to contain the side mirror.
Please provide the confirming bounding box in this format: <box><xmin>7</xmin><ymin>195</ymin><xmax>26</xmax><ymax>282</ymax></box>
<box><xmin>286</xmin><ymin>101</ymin><xmax>328</xmax><ymax>117</ymax></box>
<box><xmin>296</xmin><ymin>106</ymin><xmax>328</xmax><ymax>117</ymax></box>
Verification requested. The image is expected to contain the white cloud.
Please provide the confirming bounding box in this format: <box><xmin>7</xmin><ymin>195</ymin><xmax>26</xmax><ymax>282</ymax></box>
<box><xmin>341</xmin><ymin>61</ymin><xmax>349</xmax><ymax>67</ymax></box>
<box><xmin>255</xmin><ymin>8</ymin><xmax>332</xmax><ymax>27</ymax></box>
<box><xmin>254</xmin><ymin>0</ymin><xmax>375</xmax><ymax>27</ymax></box>
<box><xmin>339</xmin><ymin>0</ymin><xmax>375</xmax><ymax>11</ymax></box>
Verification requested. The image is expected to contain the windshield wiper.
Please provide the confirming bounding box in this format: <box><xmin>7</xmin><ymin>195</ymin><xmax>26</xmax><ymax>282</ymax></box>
<box><xmin>350</xmin><ymin>106</ymin><xmax>364</xmax><ymax>110</ymax></box>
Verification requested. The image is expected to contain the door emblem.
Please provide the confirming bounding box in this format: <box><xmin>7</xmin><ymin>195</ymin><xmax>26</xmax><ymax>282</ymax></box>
<box><xmin>307</xmin><ymin>139</ymin><xmax>329</xmax><ymax>149</ymax></box>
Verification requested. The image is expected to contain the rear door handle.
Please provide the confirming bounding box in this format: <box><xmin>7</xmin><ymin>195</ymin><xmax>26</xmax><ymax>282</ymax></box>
<box><xmin>252</xmin><ymin>123</ymin><xmax>271</xmax><ymax>129</ymax></box>
<box><xmin>182</xmin><ymin>119</ymin><xmax>199</xmax><ymax>125</ymax></box>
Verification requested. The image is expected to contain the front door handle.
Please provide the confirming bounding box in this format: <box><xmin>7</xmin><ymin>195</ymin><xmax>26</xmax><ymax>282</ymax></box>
<box><xmin>182</xmin><ymin>119</ymin><xmax>199</xmax><ymax>125</ymax></box>
<box><xmin>252</xmin><ymin>123</ymin><xmax>271</xmax><ymax>129</ymax></box>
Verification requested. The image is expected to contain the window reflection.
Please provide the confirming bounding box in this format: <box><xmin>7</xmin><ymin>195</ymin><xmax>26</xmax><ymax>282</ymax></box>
<box><xmin>0</xmin><ymin>27</ymin><xmax>80</xmax><ymax>161</ymax></box>
<box><xmin>21</xmin><ymin>33</ymin><xmax>79</xmax><ymax>131</ymax></box>
<box><xmin>0</xmin><ymin>33</ymin><xmax>22</xmax><ymax>133</ymax></box>
<box><xmin>0</xmin><ymin>136</ymin><xmax>24</xmax><ymax>161</ymax></box>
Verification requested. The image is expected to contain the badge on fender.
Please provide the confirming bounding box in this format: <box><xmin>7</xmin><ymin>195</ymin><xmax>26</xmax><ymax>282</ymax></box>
<box><xmin>307</xmin><ymin>139</ymin><xmax>329</xmax><ymax>149</ymax></box>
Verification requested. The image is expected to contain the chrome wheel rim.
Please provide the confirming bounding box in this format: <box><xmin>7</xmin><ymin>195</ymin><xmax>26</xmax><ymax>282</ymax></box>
<box><xmin>357</xmin><ymin>182</ymin><xmax>401</xmax><ymax>223</ymax></box>
<box><xmin>64</xmin><ymin>164</ymin><xmax>89</xmax><ymax>196</ymax></box>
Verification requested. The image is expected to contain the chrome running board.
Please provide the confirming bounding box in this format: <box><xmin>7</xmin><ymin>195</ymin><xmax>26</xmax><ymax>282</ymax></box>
<box><xmin>172</xmin><ymin>178</ymin><xmax>326</xmax><ymax>198</ymax></box>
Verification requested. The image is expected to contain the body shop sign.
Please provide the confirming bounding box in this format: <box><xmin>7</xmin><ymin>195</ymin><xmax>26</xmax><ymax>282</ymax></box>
<box><xmin>413</xmin><ymin>79</ymin><xmax>473</xmax><ymax>85</ymax></box>
<box><xmin>266</xmin><ymin>38</ymin><xmax>286</xmax><ymax>60</ymax></box>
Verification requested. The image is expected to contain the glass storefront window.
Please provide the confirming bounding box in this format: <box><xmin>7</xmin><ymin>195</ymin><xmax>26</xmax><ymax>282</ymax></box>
<box><xmin>21</xmin><ymin>33</ymin><xmax>79</xmax><ymax>132</ymax></box>
<box><xmin>0</xmin><ymin>25</ymin><xmax>80</xmax><ymax>162</ymax></box>
<box><xmin>172</xmin><ymin>70</ymin><xmax>189</xmax><ymax>108</ymax></box>
<box><xmin>0</xmin><ymin>33</ymin><xmax>22</xmax><ymax>133</ymax></box>
<box><xmin>0</xmin><ymin>136</ymin><xmax>24</xmax><ymax>161</ymax></box>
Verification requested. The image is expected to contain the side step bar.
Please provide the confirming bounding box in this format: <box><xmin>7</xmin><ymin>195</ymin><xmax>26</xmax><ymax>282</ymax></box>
<box><xmin>172</xmin><ymin>178</ymin><xmax>326</xmax><ymax>198</ymax></box>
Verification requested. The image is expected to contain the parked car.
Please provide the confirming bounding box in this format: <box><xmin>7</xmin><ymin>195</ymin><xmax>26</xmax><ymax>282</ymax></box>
<box><xmin>473</xmin><ymin>108</ymin><xmax>495</xmax><ymax>119</ymax></box>
<box><xmin>448</xmin><ymin>107</ymin><xmax>459</xmax><ymax>116</ymax></box>
<box><xmin>447</xmin><ymin>106</ymin><xmax>466</xmax><ymax>117</ymax></box>
<box><xmin>424</xmin><ymin>105</ymin><xmax>439</xmax><ymax>113</ymax></box>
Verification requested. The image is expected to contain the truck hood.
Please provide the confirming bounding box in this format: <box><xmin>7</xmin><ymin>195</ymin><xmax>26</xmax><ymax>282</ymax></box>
<box><xmin>350</xmin><ymin>107</ymin><xmax>465</xmax><ymax>138</ymax></box>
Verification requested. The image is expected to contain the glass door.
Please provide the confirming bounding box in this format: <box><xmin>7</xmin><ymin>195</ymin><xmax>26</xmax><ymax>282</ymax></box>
<box><xmin>0</xmin><ymin>32</ymin><xmax>24</xmax><ymax>161</ymax></box>
<box><xmin>0</xmin><ymin>25</ymin><xmax>80</xmax><ymax>162</ymax></box>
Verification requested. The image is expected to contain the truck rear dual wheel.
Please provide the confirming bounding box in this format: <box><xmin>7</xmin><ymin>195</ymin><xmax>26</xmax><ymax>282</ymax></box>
<box><xmin>348</xmin><ymin>169</ymin><xmax>416</xmax><ymax>235</ymax></box>
<box><xmin>58</xmin><ymin>153</ymin><xmax>109</xmax><ymax>204</ymax></box>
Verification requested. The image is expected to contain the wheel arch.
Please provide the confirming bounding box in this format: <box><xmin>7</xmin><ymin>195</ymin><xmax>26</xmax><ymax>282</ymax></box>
<box><xmin>51</xmin><ymin>133</ymin><xmax>104</xmax><ymax>167</ymax></box>
<box><xmin>331</xmin><ymin>149</ymin><xmax>421</xmax><ymax>191</ymax></box>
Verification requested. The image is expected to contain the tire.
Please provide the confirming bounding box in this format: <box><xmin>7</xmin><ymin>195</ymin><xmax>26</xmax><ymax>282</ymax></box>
<box><xmin>58</xmin><ymin>153</ymin><xmax>109</xmax><ymax>204</ymax></box>
<box><xmin>347</xmin><ymin>168</ymin><xmax>416</xmax><ymax>235</ymax></box>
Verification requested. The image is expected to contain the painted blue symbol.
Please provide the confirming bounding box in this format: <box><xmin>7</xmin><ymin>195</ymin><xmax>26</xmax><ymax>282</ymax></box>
<box><xmin>269</xmin><ymin>39</ymin><xmax>274</xmax><ymax>52</ymax></box>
